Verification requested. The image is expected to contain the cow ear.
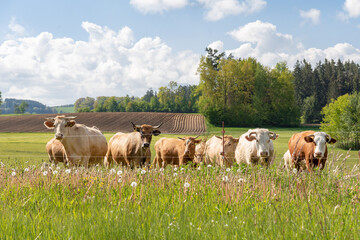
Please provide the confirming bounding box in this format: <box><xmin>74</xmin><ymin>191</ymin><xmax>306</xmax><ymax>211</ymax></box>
<box><xmin>215</xmin><ymin>136</ymin><xmax>222</xmax><ymax>139</ymax></box>
<box><xmin>304</xmin><ymin>136</ymin><xmax>314</xmax><ymax>143</ymax></box>
<box><xmin>245</xmin><ymin>135</ymin><xmax>256</xmax><ymax>141</ymax></box>
<box><xmin>271</xmin><ymin>134</ymin><xmax>279</xmax><ymax>140</ymax></box>
<box><xmin>328</xmin><ymin>138</ymin><xmax>337</xmax><ymax>144</ymax></box>
<box><xmin>195</xmin><ymin>139</ymin><xmax>202</xmax><ymax>144</ymax></box>
<box><xmin>152</xmin><ymin>130</ymin><xmax>161</xmax><ymax>136</ymax></box>
<box><xmin>65</xmin><ymin>120</ymin><xmax>76</xmax><ymax>127</ymax></box>
<box><xmin>134</xmin><ymin>127</ymin><xmax>141</xmax><ymax>132</ymax></box>
<box><xmin>235</xmin><ymin>138</ymin><xmax>239</xmax><ymax>143</ymax></box>
<box><xmin>44</xmin><ymin>121</ymin><xmax>54</xmax><ymax>129</ymax></box>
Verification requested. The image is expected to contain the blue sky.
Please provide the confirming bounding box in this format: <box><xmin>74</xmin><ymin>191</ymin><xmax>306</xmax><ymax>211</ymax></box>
<box><xmin>1</xmin><ymin>0</ymin><xmax>360</xmax><ymax>105</ymax></box>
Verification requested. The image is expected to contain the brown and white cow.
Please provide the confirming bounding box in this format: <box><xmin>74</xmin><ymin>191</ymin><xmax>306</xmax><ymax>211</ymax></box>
<box><xmin>154</xmin><ymin>136</ymin><xmax>201</xmax><ymax>168</ymax></box>
<box><xmin>205</xmin><ymin>135</ymin><xmax>239</xmax><ymax>167</ymax></box>
<box><xmin>105</xmin><ymin>122</ymin><xmax>162</xmax><ymax>168</ymax></box>
<box><xmin>44</xmin><ymin>115</ymin><xmax>107</xmax><ymax>167</ymax></box>
<box><xmin>288</xmin><ymin>131</ymin><xmax>336</xmax><ymax>171</ymax></box>
<box><xmin>194</xmin><ymin>140</ymin><xmax>206</xmax><ymax>165</ymax></box>
<box><xmin>45</xmin><ymin>138</ymin><xmax>67</xmax><ymax>166</ymax></box>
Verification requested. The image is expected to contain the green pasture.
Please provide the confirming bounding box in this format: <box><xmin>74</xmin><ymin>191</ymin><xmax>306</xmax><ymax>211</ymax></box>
<box><xmin>0</xmin><ymin>128</ymin><xmax>360</xmax><ymax>239</ymax></box>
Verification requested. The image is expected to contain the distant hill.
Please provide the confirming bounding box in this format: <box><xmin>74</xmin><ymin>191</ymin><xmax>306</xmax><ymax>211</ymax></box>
<box><xmin>1</xmin><ymin>98</ymin><xmax>57</xmax><ymax>114</ymax></box>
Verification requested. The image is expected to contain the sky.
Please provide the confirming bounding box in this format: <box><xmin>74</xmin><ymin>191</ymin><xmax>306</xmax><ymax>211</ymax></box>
<box><xmin>1</xmin><ymin>0</ymin><xmax>360</xmax><ymax>106</ymax></box>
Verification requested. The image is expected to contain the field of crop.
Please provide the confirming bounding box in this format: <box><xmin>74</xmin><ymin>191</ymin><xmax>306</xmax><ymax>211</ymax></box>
<box><xmin>1</xmin><ymin>127</ymin><xmax>360</xmax><ymax>239</ymax></box>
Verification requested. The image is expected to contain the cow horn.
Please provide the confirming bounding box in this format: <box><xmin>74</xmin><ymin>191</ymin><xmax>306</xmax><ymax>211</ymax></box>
<box><xmin>178</xmin><ymin>137</ymin><xmax>185</xmax><ymax>140</ymax></box>
<box><xmin>249</xmin><ymin>131</ymin><xmax>257</xmax><ymax>137</ymax></box>
<box><xmin>45</xmin><ymin>117</ymin><xmax>55</xmax><ymax>121</ymax></box>
<box><xmin>193</xmin><ymin>135</ymin><xmax>200</xmax><ymax>139</ymax></box>
<box><xmin>153</xmin><ymin>123</ymin><xmax>163</xmax><ymax>129</ymax></box>
<box><xmin>325</xmin><ymin>134</ymin><xmax>331</xmax><ymax>142</ymax></box>
<box><xmin>64</xmin><ymin>116</ymin><xmax>77</xmax><ymax>120</ymax></box>
<box><xmin>307</xmin><ymin>134</ymin><xmax>315</xmax><ymax>138</ymax></box>
<box><xmin>131</xmin><ymin>122</ymin><xmax>141</xmax><ymax>128</ymax></box>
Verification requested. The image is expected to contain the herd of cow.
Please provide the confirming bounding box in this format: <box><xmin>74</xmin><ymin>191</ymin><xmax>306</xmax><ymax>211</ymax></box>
<box><xmin>44</xmin><ymin>115</ymin><xmax>337</xmax><ymax>172</ymax></box>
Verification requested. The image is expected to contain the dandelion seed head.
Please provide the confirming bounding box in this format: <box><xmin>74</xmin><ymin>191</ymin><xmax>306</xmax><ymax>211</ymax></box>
<box><xmin>65</xmin><ymin>169</ymin><xmax>71</xmax><ymax>174</ymax></box>
<box><xmin>24</xmin><ymin>168</ymin><xmax>29</xmax><ymax>172</ymax></box>
<box><xmin>223</xmin><ymin>176</ymin><xmax>229</xmax><ymax>182</ymax></box>
<box><xmin>131</xmin><ymin>182</ymin><xmax>137</xmax><ymax>187</ymax></box>
<box><xmin>207</xmin><ymin>164</ymin><xmax>212</xmax><ymax>168</ymax></box>
<box><xmin>11</xmin><ymin>171</ymin><xmax>16</xmax><ymax>177</ymax></box>
<box><xmin>53</xmin><ymin>170</ymin><xmax>58</xmax><ymax>175</ymax></box>
<box><xmin>173</xmin><ymin>173</ymin><xmax>178</xmax><ymax>177</ymax></box>
<box><xmin>141</xmin><ymin>170</ymin><xmax>146</xmax><ymax>175</ymax></box>
<box><xmin>184</xmin><ymin>182</ymin><xmax>190</xmax><ymax>188</ymax></box>
<box><xmin>117</xmin><ymin>170</ymin><xmax>123</xmax><ymax>176</ymax></box>
<box><xmin>226</xmin><ymin>168</ymin><xmax>231</xmax><ymax>172</ymax></box>
<box><xmin>109</xmin><ymin>168</ymin><xmax>116</xmax><ymax>174</ymax></box>
<box><xmin>43</xmin><ymin>171</ymin><xmax>48</xmax><ymax>176</ymax></box>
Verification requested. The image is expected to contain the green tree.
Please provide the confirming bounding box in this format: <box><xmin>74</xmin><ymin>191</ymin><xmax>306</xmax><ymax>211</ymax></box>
<box><xmin>14</xmin><ymin>101</ymin><xmax>29</xmax><ymax>114</ymax></box>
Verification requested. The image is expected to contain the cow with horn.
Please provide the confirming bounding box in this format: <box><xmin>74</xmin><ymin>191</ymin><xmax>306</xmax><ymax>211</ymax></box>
<box><xmin>154</xmin><ymin>135</ymin><xmax>202</xmax><ymax>168</ymax></box>
<box><xmin>105</xmin><ymin>122</ymin><xmax>162</xmax><ymax>168</ymax></box>
<box><xmin>287</xmin><ymin>131</ymin><xmax>336</xmax><ymax>171</ymax></box>
<box><xmin>44</xmin><ymin>115</ymin><xmax>108</xmax><ymax>167</ymax></box>
<box><xmin>235</xmin><ymin>128</ymin><xmax>278</xmax><ymax>166</ymax></box>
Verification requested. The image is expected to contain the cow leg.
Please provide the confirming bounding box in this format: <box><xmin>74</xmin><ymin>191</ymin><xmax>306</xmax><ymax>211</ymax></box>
<box><xmin>305</xmin><ymin>156</ymin><xmax>312</xmax><ymax>172</ymax></box>
<box><xmin>82</xmin><ymin>156</ymin><xmax>90</xmax><ymax>168</ymax></box>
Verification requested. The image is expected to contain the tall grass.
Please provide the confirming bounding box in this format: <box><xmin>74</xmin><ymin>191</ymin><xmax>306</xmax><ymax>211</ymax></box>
<box><xmin>0</xmin><ymin>153</ymin><xmax>360</xmax><ymax>239</ymax></box>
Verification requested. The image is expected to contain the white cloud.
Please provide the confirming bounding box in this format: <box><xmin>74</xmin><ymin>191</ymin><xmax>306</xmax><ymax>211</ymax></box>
<box><xmin>300</xmin><ymin>8</ymin><xmax>321</xmax><ymax>24</ymax></box>
<box><xmin>197</xmin><ymin>0</ymin><xmax>267</xmax><ymax>21</ymax></box>
<box><xmin>130</xmin><ymin>0</ymin><xmax>189</xmax><ymax>14</ymax></box>
<box><xmin>225</xmin><ymin>20</ymin><xmax>360</xmax><ymax>68</ymax></box>
<box><xmin>0</xmin><ymin>22</ymin><xmax>199</xmax><ymax>106</ymax></box>
<box><xmin>130</xmin><ymin>0</ymin><xmax>266</xmax><ymax>21</ymax></box>
<box><xmin>341</xmin><ymin>0</ymin><xmax>360</xmax><ymax>19</ymax></box>
<box><xmin>5</xmin><ymin>17</ymin><xmax>27</xmax><ymax>40</ymax></box>
<box><xmin>207</xmin><ymin>40</ymin><xmax>224</xmax><ymax>52</ymax></box>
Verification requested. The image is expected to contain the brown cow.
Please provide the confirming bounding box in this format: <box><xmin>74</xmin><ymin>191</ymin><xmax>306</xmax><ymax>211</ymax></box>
<box><xmin>44</xmin><ymin>115</ymin><xmax>108</xmax><ymax>167</ymax></box>
<box><xmin>288</xmin><ymin>131</ymin><xmax>336</xmax><ymax>171</ymax></box>
<box><xmin>46</xmin><ymin>138</ymin><xmax>67</xmax><ymax>166</ymax></box>
<box><xmin>205</xmin><ymin>135</ymin><xmax>239</xmax><ymax>167</ymax></box>
<box><xmin>105</xmin><ymin>122</ymin><xmax>162</xmax><ymax>168</ymax></box>
<box><xmin>154</xmin><ymin>136</ymin><xmax>201</xmax><ymax>168</ymax></box>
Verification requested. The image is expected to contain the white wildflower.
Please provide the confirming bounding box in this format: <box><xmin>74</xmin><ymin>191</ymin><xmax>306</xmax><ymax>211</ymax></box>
<box><xmin>224</xmin><ymin>224</ymin><xmax>228</xmax><ymax>227</ymax></box>
<box><xmin>117</xmin><ymin>170</ymin><xmax>123</xmax><ymax>176</ymax></box>
<box><xmin>223</xmin><ymin>176</ymin><xmax>229</xmax><ymax>182</ymax></box>
<box><xmin>43</xmin><ymin>171</ymin><xmax>48</xmax><ymax>176</ymax></box>
<box><xmin>293</xmin><ymin>168</ymin><xmax>298</xmax><ymax>174</ymax></box>
<box><xmin>65</xmin><ymin>169</ymin><xmax>71</xmax><ymax>174</ymax></box>
<box><xmin>174</xmin><ymin>167</ymin><xmax>178</xmax><ymax>172</ymax></box>
<box><xmin>159</xmin><ymin>168</ymin><xmax>164</xmax><ymax>172</ymax></box>
<box><xmin>118</xmin><ymin>178</ymin><xmax>122</xmax><ymax>183</ymax></box>
<box><xmin>173</xmin><ymin>173</ymin><xmax>178</xmax><ymax>177</ymax></box>
<box><xmin>52</xmin><ymin>170</ymin><xmax>58</xmax><ymax>175</ymax></box>
<box><xmin>238</xmin><ymin>178</ymin><xmax>245</xmax><ymax>183</ymax></box>
<box><xmin>180</xmin><ymin>168</ymin><xmax>184</xmax><ymax>171</ymax></box>
<box><xmin>0</xmin><ymin>162</ymin><xmax>5</xmax><ymax>167</ymax></box>
<box><xmin>11</xmin><ymin>171</ymin><xmax>16</xmax><ymax>177</ymax></box>
<box><xmin>141</xmin><ymin>170</ymin><xmax>146</xmax><ymax>175</ymax></box>
<box><xmin>56</xmin><ymin>166</ymin><xmax>61</xmax><ymax>170</ymax></box>
<box><xmin>184</xmin><ymin>182</ymin><xmax>190</xmax><ymax>188</ymax></box>
<box><xmin>24</xmin><ymin>168</ymin><xmax>29</xmax><ymax>172</ymax></box>
<box><xmin>131</xmin><ymin>182</ymin><xmax>137</xmax><ymax>188</ymax></box>
<box><xmin>226</xmin><ymin>168</ymin><xmax>231</xmax><ymax>172</ymax></box>
<box><xmin>197</xmin><ymin>166</ymin><xmax>201</xmax><ymax>170</ymax></box>
<box><xmin>237</xmin><ymin>169</ymin><xmax>241</xmax><ymax>173</ymax></box>
<box><xmin>207</xmin><ymin>164</ymin><xmax>212</xmax><ymax>168</ymax></box>
<box><xmin>109</xmin><ymin>168</ymin><xmax>116</xmax><ymax>174</ymax></box>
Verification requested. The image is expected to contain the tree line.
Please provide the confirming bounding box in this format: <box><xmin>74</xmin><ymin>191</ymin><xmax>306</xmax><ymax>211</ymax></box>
<box><xmin>74</xmin><ymin>82</ymin><xmax>199</xmax><ymax>113</ymax></box>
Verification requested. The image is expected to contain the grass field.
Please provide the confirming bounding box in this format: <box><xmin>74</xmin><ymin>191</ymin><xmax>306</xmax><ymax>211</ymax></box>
<box><xmin>0</xmin><ymin>127</ymin><xmax>360</xmax><ymax>239</ymax></box>
<box><xmin>52</xmin><ymin>106</ymin><xmax>75</xmax><ymax>113</ymax></box>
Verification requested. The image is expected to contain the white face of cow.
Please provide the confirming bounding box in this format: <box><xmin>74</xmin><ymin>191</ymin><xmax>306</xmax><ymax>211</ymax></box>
<box><xmin>304</xmin><ymin>132</ymin><xmax>337</xmax><ymax>158</ymax></box>
<box><xmin>245</xmin><ymin>130</ymin><xmax>278</xmax><ymax>157</ymax></box>
<box><xmin>44</xmin><ymin>116</ymin><xmax>76</xmax><ymax>141</ymax></box>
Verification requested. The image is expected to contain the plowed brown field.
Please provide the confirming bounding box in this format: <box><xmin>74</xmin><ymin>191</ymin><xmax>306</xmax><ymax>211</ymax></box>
<box><xmin>0</xmin><ymin>112</ymin><xmax>206</xmax><ymax>134</ymax></box>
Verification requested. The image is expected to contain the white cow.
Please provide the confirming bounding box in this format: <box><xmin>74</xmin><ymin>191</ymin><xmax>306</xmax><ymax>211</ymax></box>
<box><xmin>44</xmin><ymin>115</ymin><xmax>108</xmax><ymax>167</ymax></box>
<box><xmin>283</xmin><ymin>150</ymin><xmax>306</xmax><ymax>170</ymax></box>
<box><xmin>235</xmin><ymin>128</ymin><xmax>278</xmax><ymax>166</ymax></box>
<box><xmin>205</xmin><ymin>135</ymin><xmax>239</xmax><ymax>167</ymax></box>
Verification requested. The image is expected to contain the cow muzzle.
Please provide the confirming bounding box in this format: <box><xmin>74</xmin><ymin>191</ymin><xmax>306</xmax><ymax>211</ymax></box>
<box><xmin>260</xmin><ymin>152</ymin><xmax>269</xmax><ymax>157</ymax></box>
<box><xmin>314</xmin><ymin>152</ymin><xmax>323</xmax><ymax>158</ymax></box>
<box><xmin>142</xmin><ymin>143</ymin><xmax>150</xmax><ymax>148</ymax></box>
<box><xmin>55</xmin><ymin>133</ymin><xmax>63</xmax><ymax>140</ymax></box>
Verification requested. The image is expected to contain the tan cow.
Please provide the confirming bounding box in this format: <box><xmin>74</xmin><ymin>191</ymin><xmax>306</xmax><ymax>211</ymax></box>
<box><xmin>288</xmin><ymin>131</ymin><xmax>336</xmax><ymax>171</ymax></box>
<box><xmin>105</xmin><ymin>122</ymin><xmax>162</xmax><ymax>168</ymax></box>
<box><xmin>44</xmin><ymin>115</ymin><xmax>107</xmax><ymax>167</ymax></box>
<box><xmin>205</xmin><ymin>135</ymin><xmax>239</xmax><ymax>167</ymax></box>
<box><xmin>195</xmin><ymin>140</ymin><xmax>206</xmax><ymax>164</ymax></box>
<box><xmin>154</xmin><ymin>136</ymin><xmax>201</xmax><ymax>168</ymax></box>
<box><xmin>45</xmin><ymin>138</ymin><xmax>67</xmax><ymax>166</ymax></box>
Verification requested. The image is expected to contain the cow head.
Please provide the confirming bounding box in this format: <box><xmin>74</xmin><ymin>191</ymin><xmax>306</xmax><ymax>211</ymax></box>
<box><xmin>44</xmin><ymin>115</ymin><xmax>77</xmax><ymax>141</ymax></box>
<box><xmin>215</xmin><ymin>135</ymin><xmax>239</xmax><ymax>157</ymax></box>
<box><xmin>132</xmin><ymin>122</ymin><xmax>162</xmax><ymax>148</ymax></box>
<box><xmin>178</xmin><ymin>136</ymin><xmax>202</xmax><ymax>158</ymax></box>
<box><xmin>194</xmin><ymin>141</ymin><xmax>206</xmax><ymax>164</ymax></box>
<box><xmin>245</xmin><ymin>129</ymin><xmax>278</xmax><ymax>157</ymax></box>
<box><xmin>304</xmin><ymin>132</ymin><xmax>336</xmax><ymax>158</ymax></box>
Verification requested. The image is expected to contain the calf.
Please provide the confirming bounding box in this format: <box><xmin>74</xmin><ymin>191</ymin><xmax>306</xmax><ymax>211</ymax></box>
<box><xmin>46</xmin><ymin>138</ymin><xmax>67</xmax><ymax>166</ymax></box>
<box><xmin>205</xmin><ymin>135</ymin><xmax>239</xmax><ymax>167</ymax></box>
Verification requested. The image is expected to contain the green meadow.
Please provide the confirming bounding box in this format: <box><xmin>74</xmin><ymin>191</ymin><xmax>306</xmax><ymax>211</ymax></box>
<box><xmin>0</xmin><ymin>127</ymin><xmax>359</xmax><ymax>239</ymax></box>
